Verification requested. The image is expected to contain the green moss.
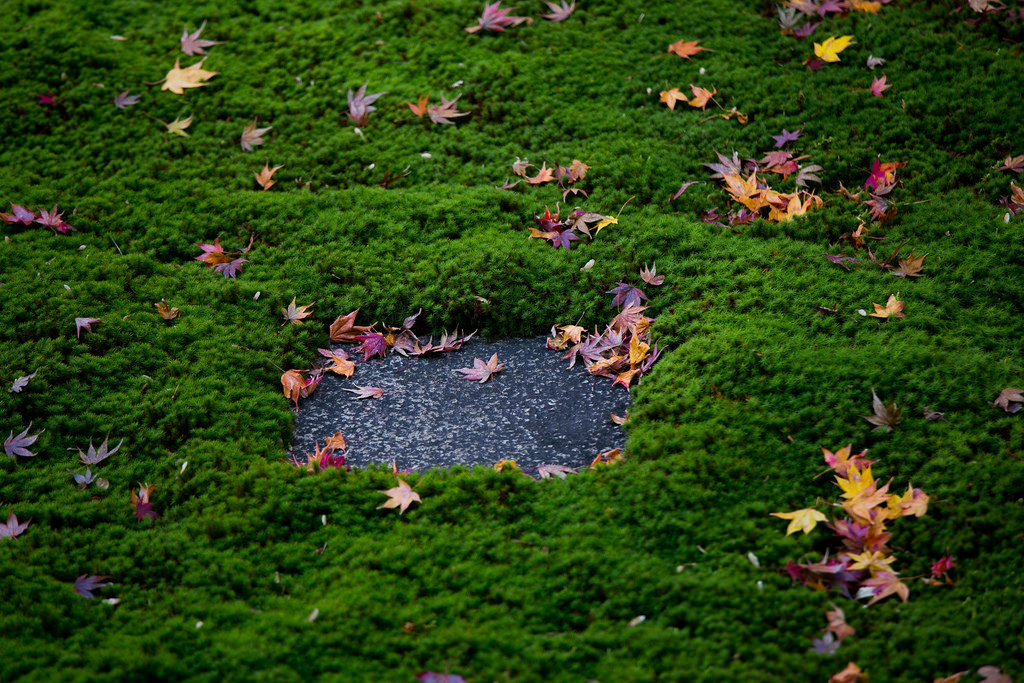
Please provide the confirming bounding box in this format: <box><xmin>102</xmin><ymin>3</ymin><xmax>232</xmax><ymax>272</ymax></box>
<box><xmin>2</xmin><ymin>0</ymin><xmax>1024</xmax><ymax>679</ymax></box>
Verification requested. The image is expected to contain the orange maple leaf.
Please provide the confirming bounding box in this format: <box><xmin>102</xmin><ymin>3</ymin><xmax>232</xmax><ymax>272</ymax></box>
<box><xmin>659</xmin><ymin>88</ymin><xmax>687</xmax><ymax>110</ymax></box>
<box><xmin>687</xmin><ymin>84</ymin><xmax>717</xmax><ymax>110</ymax></box>
<box><xmin>407</xmin><ymin>94</ymin><xmax>429</xmax><ymax>117</ymax></box>
<box><xmin>329</xmin><ymin>309</ymin><xmax>375</xmax><ymax>342</ymax></box>
<box><xmin>282</xmin><ymin>298</ymin><xmax>314</xmax><ymax>324</ymax></box>
<box><xmin>667</xmin><ymin>39</ymin><xmax>709</xmax><ymax>59</ymax></box>
<box><xmin>869</xmin><ymin>294</ymin><xmax>904</xmax><ymax>319</ymax></box>
<box><xmin>281</xmin><ymin>369</ymin><xmax>305</xmax><ymax>407</ymax></box>
<box><xmin>254</xmin><ymin>162</ymin><xmax>283</xmax><ymax>191</ymax></box>
<box><xmin>527</xmin><ymin>163</ymin><xmax>555</xmax><ymax>185</ymax></box>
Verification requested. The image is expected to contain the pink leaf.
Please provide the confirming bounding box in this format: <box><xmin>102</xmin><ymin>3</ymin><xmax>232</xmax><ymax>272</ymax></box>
<box><xmin>5</xmin><ymin>422</ymin><xmax>43</xmax><ymax>458</ymax></box>
<box><xmin>75</xmin><ymin>317</ymin><xmax>102</xmax><ymax>339</ymax></box>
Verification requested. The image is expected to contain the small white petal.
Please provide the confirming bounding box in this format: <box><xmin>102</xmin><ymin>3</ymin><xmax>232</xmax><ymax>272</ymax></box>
<box><xmin>747</xmin><ymin>552</ymin><xmax>760</xmax><ymax>568</ymax></box>
<box><xmin>195</xmin><ymin>621</ymin><xmax>203</xmax><ymax>629</ymax></box>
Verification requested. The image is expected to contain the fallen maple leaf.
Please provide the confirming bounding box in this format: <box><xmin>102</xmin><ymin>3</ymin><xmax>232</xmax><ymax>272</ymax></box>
<box><xmin>281</xmin><ymin>369</ymin><xmax>306</xmax><ymax>408</ymax></box>
<box><xmin>542</xmin><ymin>0</ymin><xmax>575</xmax><ymax>21</ymax></box>
<box><xmin>465</xmin><ymin>2</ymin><xmax>531</xmax><ymax>33</ymax></box>
<box><xmin>354</xmin><ymin>332</ymin><xmax>388</xmax><ymax>360</ymax></box>
<box><xmin>318</xmin><ymin>348</ymin><xmax>356</xmax><ymax>377</ymax></box>
<box><xmin>997</xmin><ymin>154</ymin><xmax>1024</xmax><ymax>174</ymax></box>
<box><xmin>428</xmin><ymin>94</ymin><xmax>470</xmax><ymax>125</ymax></box>
<box><xmin>772</xmin><ymin>128</ymin><xmax>803</xmax><ymax>148</ymax></box>
<box><xmin>829</xmin><ymin>661</ymin><xmax>866</xmax><ymax>683</ymax></box>
<box><xmin>670</xmin><ymin>180</ymin><xmax>700</xmax><ymax>200</ymax></box>
<box><xmin>977</xmin><ymin>667</ymin><xmax>1013</xmax><ymax>683</ymax></box>
<box><xmin>826</xmin><ymin>254</ymin><xmax>860</xmax><ymax>271</ymax></box>
<box><xmin>282</xmin><ymin>298</ymin><xmax>314</xmax><ymax>325</ymax></box>
<box><xmin>254</xmin><ymin>162</ymin><xmax>283</xmax><ymax>190</ymax></box>
<box><xmin>343</xmin><ymin>385</ymin><xmax>384</xmax><ymax>400</ymax></box>
<box><xmin>35</xmin><ymin>205</ymin><xmax>73</xmax><ymax>233</ymax></box>
<box><xmin>240</xmin><ymin>118</ymin><xmax>272</xmax><ymax>151</ymax></box>
<box><xmin>891</xmin><ymin>251</ymin><xmax>926</xmax><ymax>278</ymax></box>
<box><xmin>869</xmin><ymin>294</ymin><xmax>904</xmax><ymax>319</ymax></box>
<box><xmin>826</xmin><ymin>605</ymin><xmax>855</xmax><ymax>640</ymax></box>
<box><xmin>861</xmin><ymin>570</ymin><xmax>909</xmax><ymax>605</ymax></box>
<box><xmin>455</xmin><ymin>353</ymin><xmax>505</xmax><ymax>383</ymax></box>
<box><xmin>330</xmin><ymin>310</ymin><xmax>375</xmax><ymax>343</ymax></box>
<box><xmin>667</xmin><ymin>39</ymin><xmax>709</xmax><ymax>59</ymax></box>
<box><xmin>5</xmin><ymin>423</ymin><xmax>43</xmax><ymax>458</ymax></box>
<box><xmin>378</xmin><ymin>478</ymin><xmax>421</xmax><ymax>514</ymax></box>
<box><xmin>862</xmin><ymin>389</ymin><xmax>903</xmax><ymax>431</ymax></box>
<box><xmin>870</xmin><ymin>74</ymin><xmax>892</xmax><ymax>97</ymax></box>
<box><xmin>640</xmin><ymin>263</ymin><xmax>665</xmax><ymax>286</ymax></box>
<box><xmin>417</xmin><ymin>672</ymin><xmax>467</xmax><ymax>683</ymax></box>
<box><xmin>180</xmin><ymin>20</ymin><xmax>223</xmax><ymax>56</ymax></box>
<box><xmin>993</xmin><ymin>387</ymin><xmax>1023</xmax><ymax>413</ymax></box>
<box><xmin>687</xmin><ymin>84</ymin><xmax>716</xmax><ymax>110</ymax></box>
<box><xmin>73</xmin><ymin>574</ymin><xmax>111</xmax><ymax>598</ymax></box>
<box><xmin>214</xmin><ymin>258</ymin><xmax>248</xmax><ymax>278</ymax></box>
<box><xmin>0</xmin><ymin>511</ymin><xmax>30</xmax><ymax>539</ymax></box>
<box><xmin>75</xmin><ymin>317</ymin><xmax>101</xmax><ymax>339</ymax></box>
<box><xmin>772</xmin><ymin>507</ymin><xmax>828</xmax><ymax>535</ymax></box>
<box><xmin>527</xmin><ymin>163</ymin><xmax>555</xmax><ymax>185</ymax></box>
<box><xmin>76</xmin><ymin>436</ymin><xmax>123</xmax><ymax>466</ymax></box>
<box><xmin>1</xmin><ymin>203</ymin><xmax>35</xmax><ymax>225</ymax></box>
<box><xmin>607</xmin><ymin>282</ymin><xmax>648</xmax><ymax>308</ymax></box>
<box><xmin>9</xmin><ymin>369</ymin><xmax>38</xmax><ymax>393</ymax></box>
<box><xmin>346</xmin><ymin>82</ymin><xmax>386</xmax><ymax>126</ymax></box>
<box><xmin>163</xmin><ymin>115</ymin><xmax>193</xmax><ymax>137</ymax></box>
<box><xmin>536</xmin><ymin>464</ymin><xmax>577</xmax><ymax>479</ymax></box>
<box><xmin>590</xmin><ymin>447</ymin><xmax>624</xmax><ymax>468</ymax></box>
<box><xmin>659</xmin><ymin>88</ymin><xmax>687</xmax><ymax>110</ymax></box>
<box><xmin>155</xmin><ymin>299</ymin><xmax>180</xmax><ymax>320</ymax></box>
<box><xmin>160</xmin><ymin>57</ymin><xmax>218</xmax><ymax>95</ymax></box>
<box><xmin>113</xmin><ymin>91</ymin><xmax>140</xmax><ymax>109</ymax></box>
<box><xmin>814</xmin><ymin>35</ymin><xmax>855</xmax><ymax>63</ymax></box>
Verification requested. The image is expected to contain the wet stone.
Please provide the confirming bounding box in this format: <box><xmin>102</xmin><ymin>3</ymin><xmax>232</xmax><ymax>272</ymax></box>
<box><xmin>291</xmin><ymin>337</ymin><xmax>631</xmax><ymax>472</ymax></box>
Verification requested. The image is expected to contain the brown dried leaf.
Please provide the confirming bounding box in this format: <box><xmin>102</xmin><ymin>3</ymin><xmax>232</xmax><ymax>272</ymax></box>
<box><xmin>861</xmin><ymin>389</ymin><xmax>903</xmax><ymax>432</ymax></box>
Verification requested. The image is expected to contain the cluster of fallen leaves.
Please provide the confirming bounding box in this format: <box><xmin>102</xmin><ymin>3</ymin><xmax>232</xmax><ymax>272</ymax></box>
<box><xmin>546</xmin><ymin>264</ymin><xmax>665</xmax><ymax>391</ymax></box>
<box><xmin>193</xmin><ymin>233</ymin><xmax>255</xmax><ymax>279</ymax></box>
<box><xmin>464</xmin><ymin>1</ymin><xmax>575</xmax><ymax>33</ymax></box>
<box><xmin>280</xmin><ymin>308</ymin><xmax>478</xmax><ymax>409</ymax></box>
<box><xmin>774</xmin><ymin>445</ymin><xmax>932</xmax><ymax>606</ymax></box>
<box><xmin>996</xmin><ymin>154</ymin><xmax>1024</xmax><ymax>219</ymax></box>
<box><xmin>528</xmin><ymin>204</ymin><xmax>619</xmax><ymax>250</ymax></box>
<box><xmin>696</xmin><ymin>145</ymin><xmax>823</xmax><ymax>226</ymax></box>
<box><xmin>1</xmin><ymin>203</ymin><xmax>74</xmax><ymax>233</ymax></box>
<box><xmin>502</xmin><ymin>157</ymin><xmax>591</xmax><ymax>200</ymax></box>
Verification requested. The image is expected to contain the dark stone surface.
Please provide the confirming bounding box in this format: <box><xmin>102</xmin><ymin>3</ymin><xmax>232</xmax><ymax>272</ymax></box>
<box><xmin>291</xmin><ymin>337</ymin><xmax>631</xmax><ymax>472</ymax></box>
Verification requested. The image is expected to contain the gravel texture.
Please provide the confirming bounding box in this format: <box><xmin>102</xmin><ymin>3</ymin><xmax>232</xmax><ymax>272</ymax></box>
<box><xmin>291</xmin><ymin>337</ymin><xmax>631</xmax><ymax>473</ymax></box>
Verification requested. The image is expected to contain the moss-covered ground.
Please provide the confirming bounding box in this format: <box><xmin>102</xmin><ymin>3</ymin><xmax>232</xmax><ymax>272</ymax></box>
<box><xmin>2</xmin><ymin>0</ymin><xmax>1024</xmax><ymax>680</ymax></box>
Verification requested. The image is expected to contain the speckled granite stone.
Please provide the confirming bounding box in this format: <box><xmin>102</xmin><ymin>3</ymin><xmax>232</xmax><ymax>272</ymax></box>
<box><xmin>290</xmin><ymin>337</ymin><xmax>631</xmax><ymax>472</ymax></box>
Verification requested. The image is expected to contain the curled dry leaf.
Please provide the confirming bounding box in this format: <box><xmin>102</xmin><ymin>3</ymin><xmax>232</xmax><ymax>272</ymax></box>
<box><xmin>281</xmin><ymin>369</ymin><xmax>306</xmax><ymax>408</ymax></box>
<box><xmin>254</xmin><ymin>162</ymin><xmax>283</xmax><ymax>191</ymax></box>
<box><xmin>9</xmin><ymin>369</ymin><xmax>38</xmax><ymax>393</ymax></box>
<box><xmin>861</xmin><ymin>389</ymin><xmax>903</xmax><ymax>431</ymax></box>
<box><xmin>590</xmin><ymin>448</ymin><xmax>623</xmax><ymax>468</ymax></box>
<box><xmin>993</xmin><ymin>387</ymin><xmax>1023</xmax><ymax>414</ymax></box>
<box><xmin>75</xmin><ymin>317</ymin><xmax>101</xmax><ymax>338</ymax></box>
<box><xmin>155</xmin><ymin>299</ymin><xmax>180</xmax><ymax>320</ymax></box>
<box><xmin>282</xmin><ymin>298</ymin><xmax>314</xmax><ymax>324</ymax></box>
<box><xmin>343</xmin><ymin>385</ymin><xmax>384</xmax><ymax>400</ymax></box>
<box><xmin>329</xmin><ymin>309</ymin><xmax>375</xmax><ymax>342</ymax></box>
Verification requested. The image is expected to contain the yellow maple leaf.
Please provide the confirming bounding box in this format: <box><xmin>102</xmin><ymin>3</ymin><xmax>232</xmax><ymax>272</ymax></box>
<box><xmin>161</xmin><ymin>57</ymin><xmax>218</xmax><ymax>95</ymax></box>
<box><xmin>593</xmin><ymin>216</ymin><xmax>618</xmax><ymax>234</ymax></box>
<box><xmin>869</xmin><ymin>294</ymin><xmax>905</xmax><ymax>319</ymax></box>
<box><xmin>836</xmin><ymin>464</ymin><xmax>875</xmax><ymax>500</ymax></box>
<box><xmin>628</xmin><ymin>335</ymin><xmax>650</xmax><ymax>365</ymax></box>
<box><xmin>814</xmin><ymin>35</ymin><xmax>855</xmax><ymax>63</ymax></box>
<box><xmin>659</xmin><ymin>88</ymin><xmax>687</xmax><ymax>110</ymax></box>
<box><xmin>771</xmin><ymin>507</ymin><xmax>827</xmax><ymax>535</ymax></box>
<box><xmin>377</xmin><ymin>478</ymin><xmax>421</xmax><ymax>514</ymax></box>
<box><xmin>849</xmin><ymin>0</ymin><xmax>881</xmax><ymax>12</ymax></box>
<box><xmin>165</xmin><ymin>115</ymin><xmax>193</xmax><ymax>137</ymax></box>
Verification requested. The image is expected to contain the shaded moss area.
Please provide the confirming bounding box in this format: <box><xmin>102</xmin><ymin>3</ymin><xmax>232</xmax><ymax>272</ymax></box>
<box><xmin>2</xmin><ymin>0</ymin><xmax>1023</xmax><ymax>680</ymax></box>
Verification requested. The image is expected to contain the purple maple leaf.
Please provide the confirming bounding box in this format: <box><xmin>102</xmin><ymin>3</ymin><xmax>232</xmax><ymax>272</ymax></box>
<box><xmin>772</xmin><ymin>128</ymin><xmax>803</xmax><ymax>148</ymax></box>
<box><xmin>346</xmin><ymin>83</ymin><xmax>387</xmax><ymax>127</ymax></box>
<box><xmin>825</xmin><ymin>254</ymin><xmax>860</xmax><ymax>271</ymax></box>
<box><xmin>549</xmin><ymin>228</ymin><xmax>580</xmax><ymax>250</ymax></box>
<box><xmin>134</xmin><ymin>500</ymin><xmax>159</xmax><ymax>520</ymax></box>
<box><xmin>607</xmin><ymin>282</ymin><xmax>649</xmax><ymax>308</ymax></box>
<box><xmin>354</xmin><ymin>332</ymin><xmax>388</xmax><ymax>361</ymax></box>
<box><xmin>465</xmin><ymin>2</ymin><xmax>530</xmax><ymax>33</ymax></box>
<box><xmin>1</xmin><ymin>204</ymin><xmax>35</xmax><ymax>225</ymax></box>
<box><xmin>35</xmin><ymin>205</ymin><xmax>73</xmax><ymax>233</ymax></box>
<box><xmin>0</xmin><ymin>511</ymin><xmax>31</xmax><ymax>539</ymax></box>
<box><xmin>793</xmin><ymin>21</ymin><xmax>821</xmax><ymax>38</ymax></box>
<box><xmin>113</xmin><ymin>91</ymin><xmax>141</xmax><ymax>109</ymax></box>
<box><xmin>180</xmin><ymin>20</ymin><xmax>224</xmax><ymax>56</ymax></box>
<box><xmin>817</xmin><ymin>0</ymin><xmax>847</xmax><ymax>16</ymax></box>
<box><xmin>670</xmin><ymin>180</ymin><xmax>700</xmax><ymax>201</ymax></box>
<box><xmin>810</xmin><ymin>632</ymin><xmax>840</xmax><ymax>655</ymax></box>
<box><xmin>73</xmin><ymin>574</ymin><xmax>111</xmax><ymax>598</ymax></box>
<box><xmin>213</xmin><ymin>257</ymin><xmax>248</xmax><ymax>278</ymax></box>
<box><xmin>5</xmin><ymin>423</ymin><xmax>43</xmax><ymax>458</ymax></box>
<box><xmin>75</xmin><ymin>317</ymin><xmax>102</xmax><ymax>339</ymax></box>
<box><xmin>417</xmin><ymin>673</ymin><xmax>468</xmax><ymax>683</ymax></box>
<box><xmin>37</xmin><ymin>93</ymin><xmax>56</xmax><ymax>106</ymax></box>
